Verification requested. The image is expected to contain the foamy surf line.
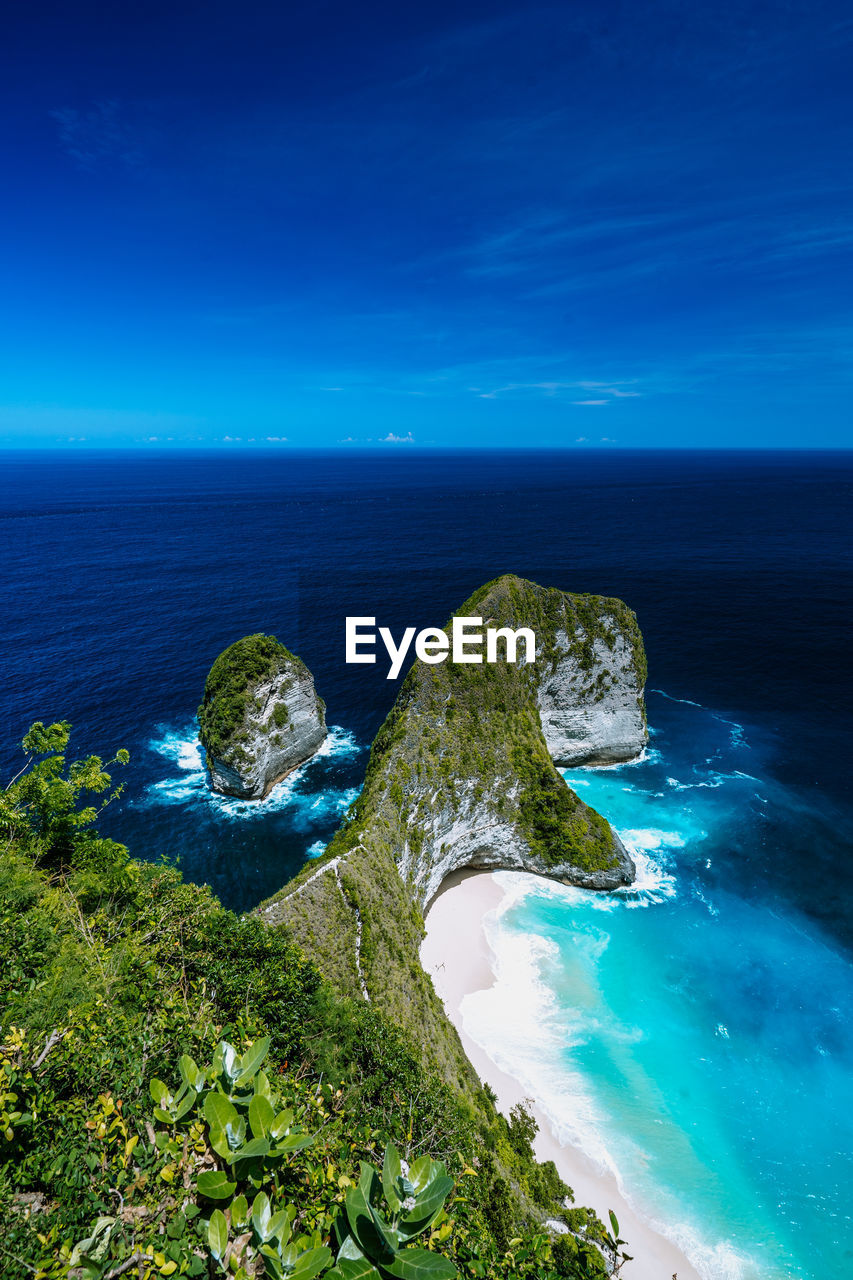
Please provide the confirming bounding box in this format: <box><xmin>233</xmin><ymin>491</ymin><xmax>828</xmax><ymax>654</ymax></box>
<box><xmin>446</xmin><ymin>873</ymin><xmax>759</xmax><ymax>1280</ymax></box>
<box><xmin>649</xmin><ymin>688</ymin><xmax>748</xmax><ymax>750</ymax></box>
<box><xmin>422</xmin><ymin>871</ymin><xmax>720</xmax><ymax>1280</ymax></box>
<box><xmin>435</xmin><ymin>702</ymin><xmax>778</xmax><ymax>1280</ymax></box>
<box><xmin>141</xmin><ymin>722</ymin><xmax>362</xmax><ymax>822</ymax></box>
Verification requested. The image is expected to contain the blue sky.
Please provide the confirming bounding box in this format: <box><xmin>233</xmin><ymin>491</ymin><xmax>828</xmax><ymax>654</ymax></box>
<box><xmin>2</xmin><ymin>0</ymin><xmax>852</xmax><ymax>448</ymax></box>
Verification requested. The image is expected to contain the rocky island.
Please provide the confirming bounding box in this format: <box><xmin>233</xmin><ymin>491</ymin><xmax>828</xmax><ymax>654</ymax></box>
<box><xmin>260</xmin><ymin>574</ymin><xmax>647</xmax><ymax>1083</ymax></box>
<box><xmin>198</xmin><ymin>632</ymin><xmax>326</xmax><ymax>798</ymax></box>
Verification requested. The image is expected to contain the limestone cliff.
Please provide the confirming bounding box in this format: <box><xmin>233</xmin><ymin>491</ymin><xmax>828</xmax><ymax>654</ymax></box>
<box><xmin>259</xmin><ymin>577</ymin><xmax>646</xmax><ymax>1083</ymax></box>
<box><xmin>198</xmin><ymin>633</ymin><xmax>326</xmax><ymax>799</ymax></box>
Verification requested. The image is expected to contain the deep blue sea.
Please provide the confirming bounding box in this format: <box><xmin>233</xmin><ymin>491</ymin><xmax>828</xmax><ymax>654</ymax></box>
<box><xmin>2</xmin><ymin>448</ymin><xmax>851</xmax><ymax>1279</ymax></box>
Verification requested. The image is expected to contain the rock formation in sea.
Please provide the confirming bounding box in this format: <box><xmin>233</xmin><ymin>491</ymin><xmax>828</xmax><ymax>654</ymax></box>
<box><xmin>258</xmin><ymin>576</ymin><xmax>647</xmax><ymax>1070</ymax></box>
<box><xmin>198</xmin><ymin>633</ymin><xmax>326</xmax><ymax>799</ymax></box>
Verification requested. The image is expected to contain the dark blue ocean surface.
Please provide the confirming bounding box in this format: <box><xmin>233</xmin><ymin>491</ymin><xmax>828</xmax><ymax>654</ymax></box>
<box><xmin>2</xmin><ymin>448</ymin><xmax>852</xmax><ymax>1278</ymax></box>
<box><xmin>2</xmin><ymin>449</ymin><xmax>850</xmax><ymax>930</ymax></box>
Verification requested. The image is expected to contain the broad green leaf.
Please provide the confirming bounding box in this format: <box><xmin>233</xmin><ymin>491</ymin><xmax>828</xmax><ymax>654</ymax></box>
<box><xmin>281</xmin><ymin>1243</ymin><xmax>300</xmax><ymax>1268</ymax></box>
<box><xmin>272</xmin><ymin>1131</ymin><xmax>315</xmax><ymax>1155</ymax></box>
<box><xmin>153</xmin><ymin>1106</ymin><xmax>175</xmax><ymax>1125</ymax></box>
<box><xmin>258</xmin><ymin>1245</ymin><xmax>284</xmax><ymax>1279</ymax></box>
<box><xmin>337</xmin><ymin>1234</ymin><xmax>366</xmax><ymax>1261</ymax></box>
<box><xmin>207</xmin><ymin>1125</ymin><xmax>230</xmax><ymax>1161</ymax></box>
<box><xmin>384</xmin><ymin>1248</ymin><xmax>457</xmax><ymax>1280</ymax></box>
<box><xmin>252</xmin><ymin>1191</ymin><xmax>272</xmax><ymax>1242</ymax></box>
<box><xmin>345</xmin><ymin>1182</ymin><xmax>394</xmax><ymax>1264</ymax></box>
<box><xmin>196</xmin><ymin>1171</ymin><xmax>236</xmax><ymax>1201</ymax></box>
<box><xmin>234</xmin><ymin>1036</ymin><xmax>271</xmax><ymax>1085</ymax></box>
<box><xmin>290</xmin><ymin>1246</ymin><xmax>334</xmax><ymax>1280</ymax></box>
<box><xmin>270</xmin><ymin>1108</ymin><xmax>295</xmax><ymax>1139</ymax></box>
<box><xmin>367</xmin><ymin>1201</ymin><xmax>401</xmax><ymax>1256</ymax></box>
<box><xmin>408</xmin><ymin>1155</ymin><xmax>437</xmax><ymax>1193</ymax></box>
<box><xmin>231</xmin><ymin>1195</ymin><xmax>249</xmax><ymax>1229</ymax></box>
<box><xmin>358</xmin><ymin>1161</ymin><xmax>381</xmax><ymax>1203</ymax></box>
<box><xmin>330</xmin><ymin>1257</ymin><xmax>383</xmax><ymax>1279</ymax></box>
<box><xmin>149</xmin><ymin>1078</ymin><xmax>169</xmax><ymax>1105</ymax></box>
<box><xmin>229</xmin><ymin>1136</ymin><xmax>270</xmax><ymax>1165</ymax></box>
<box><xmin>382</xmin><ymin>1145</ymin><xmax>403</xmax><ymax>1211</ymax></box>
<box><xmin>213</xmin><ymin>1041</ymin><xmax>238</xmax><ymax>1083</ymax></box>
<box><xmin>178</xmin><ymin>1054</ymin><xmax>201</xmax><ymax>1089</ymax></box>
<box><xmin>248</xmin><ymin>1093</ymin><xmax>275</xmax><ymax>1139</ymax></box>
<box><xmin>173</xmin><ymin>1087</ymin><xmax>198</xmax><ymax>1121</ymax></box>
<box><xmin>267</xmin><ymin>1209</ymin><xmax>292</xmax><ymax>1246</ymax></box>
<box><xmin>400</xmin><ymin>1176</ymin><xmax>454</xmax><ymax>1236</ymax></box>
<box><xmin>208</xmin><ymin>1208</ymin><xmax>228</xmax><ymax>1261</ymax></box>
<box><xmin>609</xmin><ymin>1210</ymin><xmax>620</xmax><ymax>1240</ymax></box>
<box><xmin>225</xmin><ymin>1117</ymin><xmax>247</xmax><ymax>1150</ymax></box>
<box><xmin>254</xmin><ymin>1069</ymin><xmax>273</xmax><ymax>1100</ymax></box>
<box><xmin>204</xmin><ymin>1091</ymin><xmax>238</xmax><ymax>1134</ymax></box>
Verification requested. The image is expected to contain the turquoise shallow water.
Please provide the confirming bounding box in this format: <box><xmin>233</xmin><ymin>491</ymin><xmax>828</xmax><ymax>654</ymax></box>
<box><xmin>460</xmin><ymin>692</ymin><xmax>853</xmax><ymax>1280</ymax></box>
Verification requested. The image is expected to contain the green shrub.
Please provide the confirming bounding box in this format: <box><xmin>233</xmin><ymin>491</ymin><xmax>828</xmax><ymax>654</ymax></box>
<box><xmin>198</xmin><ymin>634</ymin><xmax>299</xmax><ymax>763</ymax></box>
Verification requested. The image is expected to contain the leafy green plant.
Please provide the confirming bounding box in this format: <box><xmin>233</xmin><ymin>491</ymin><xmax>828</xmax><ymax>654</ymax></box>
<box><xmin>603</xmin><ymin>1212</ymin><xmax>632</xmax><ymax>1277</ymax></box>
<box><xmin>329</xmin><ymin>1144</ymin><xmax>456</xmax><ymax>1280</ymax></box>
<box><xmin>207</xmin><ymin>1193</ymin><xmax>331</xmax><ymax>1279</ymax></box>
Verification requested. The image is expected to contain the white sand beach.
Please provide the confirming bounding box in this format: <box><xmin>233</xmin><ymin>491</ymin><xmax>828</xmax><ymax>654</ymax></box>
<box><xmin>420</xmin><ymin>870</ymin><xmax>702</xmax><ymax>1280</ymax></box>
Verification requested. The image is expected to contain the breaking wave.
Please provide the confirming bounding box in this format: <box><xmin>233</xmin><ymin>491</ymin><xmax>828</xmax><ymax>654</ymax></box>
<box><xmin>140</xmin><ymin>721</ymin><xmax>361</xmax><ymax>827</ymax></box>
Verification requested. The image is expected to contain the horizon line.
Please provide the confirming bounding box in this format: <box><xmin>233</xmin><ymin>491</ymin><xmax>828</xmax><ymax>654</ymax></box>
<box><xmin>2</xmin><ymin>443</ymin><xmax>852</xmax><ymax>454</ymax></box>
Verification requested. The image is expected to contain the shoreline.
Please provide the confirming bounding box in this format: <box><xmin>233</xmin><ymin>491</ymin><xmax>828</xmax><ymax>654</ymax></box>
<box><xmin>420</xmin><ymin>870</ymin><xmax>702</xmax><ymax>1280</ymax></box>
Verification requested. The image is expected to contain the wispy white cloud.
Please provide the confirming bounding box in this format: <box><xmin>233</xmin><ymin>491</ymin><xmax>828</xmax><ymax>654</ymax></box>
<box><xmin>474</xmin><ymin>378</ymin><xmax>641</xmax><ymax>403</ymax></box>
<box><xmin>308</xmin><ymin>356</ymin><xmax>650</xmax><ymax>405</ymax></box>
<box><xmin>50</xmin><ymin>99</ymin><xmax>149</xmax><ymax>172</ymax></box>
<box><xmin>381</xmin><ymin>431</ymin><xmax>415</xmax><ymax>443</ymax></box>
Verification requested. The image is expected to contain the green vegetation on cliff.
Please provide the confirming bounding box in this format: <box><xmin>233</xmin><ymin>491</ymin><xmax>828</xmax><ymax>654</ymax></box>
<box><xmin>0</xmin><ymin>722</ymin><xmax>624</xmax><ymax>1280</ymax></box>
<box><xmin>198</xmin><ymin>634</ymin><xmax>301</xmax><ymax>766</ymax></box>
<box><xmin>263</xmin><ymin>576</ymin><xmax>644</xmax><ymax>1093</ymax></box>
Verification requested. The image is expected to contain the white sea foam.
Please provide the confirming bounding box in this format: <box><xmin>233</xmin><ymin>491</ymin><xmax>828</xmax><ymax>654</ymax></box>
<box><xmin>649</xmin><ymin>688</ymin><xmax>704</xmax><ymax>708</ymax></box>
<box><xmin>712</xmin><ymin>713</ymin><xmax>747</xmax><ymax>750</ymax></box>
<box><xmin>141</xmin><ymin>722</ymin><xmax>361</xmax><ymax>826</ymax></box>
<box><xmin>650</xmin><ymin>687</ymin><xmax>749</xmax><ymax>753</ymax></box>
<box><xmin>460</xmin><ymin>700</ymin><xmax>780</xmax><ymax>1280</ymax></box>
<box><xmin>461</xmin><ymin>896</ymin><xmax>623</xmax><ymax>1179</ymax></box>
<box><xmin>666</xmin><ymin>769</ymin><xmax>758</xmax><ymax>792</ymax></box>
<box><xmin>464</xmin><ymin>872</ymin><xmax>764</xmax><ymax>1280</ymax></box>
<box><xmin>579</xmin><ymin>744</ymin><xmax>662</xmax><ymax>770</ymax></box>
<box><xmin>660</xmin><ymin>1223</ymin><xmax>755</xmax><ymax>1280</ymax></box>
<box><xmin>614</xmin><ymin>837</ymin><xmax>678</xmax><ymax>906</ymax></box>
<box><xmin>311</xmin><ymin>725</ymin><xmax>362</xmax><ymax>758</ymax></box>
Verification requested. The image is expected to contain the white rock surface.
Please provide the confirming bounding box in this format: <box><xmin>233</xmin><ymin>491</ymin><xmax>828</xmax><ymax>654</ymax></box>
<box><xmin>207</xmin><ymin>661</ymin><xmax>326</xmax><ymax>799</ymax></box>
<box><xmin>537</xmin><ymin>624</ymin><xmax>646</xmax><ymax>765</ymax></box>
<box><xmin>400</xmin><ymin>782</ymin><xmax>635</xmax><ymax>907</ymax></box>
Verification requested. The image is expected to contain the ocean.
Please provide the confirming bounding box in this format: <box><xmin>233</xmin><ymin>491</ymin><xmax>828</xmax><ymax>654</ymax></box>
<box><xmin>2</xmin><ymin>448</ymin><xmax>851</xmax><ymax>1278</ymax></box>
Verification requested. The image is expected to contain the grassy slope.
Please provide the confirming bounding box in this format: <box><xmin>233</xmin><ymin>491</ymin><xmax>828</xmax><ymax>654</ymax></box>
<box><xmin>0</xmin><ymin>576</ymin><xmax>646</xmax><ymax>1276</ymax></box>
<box><xmin>0</xmin><ymin>724</ymin><xmax>610</xmax><ymax>1279</ymax></box>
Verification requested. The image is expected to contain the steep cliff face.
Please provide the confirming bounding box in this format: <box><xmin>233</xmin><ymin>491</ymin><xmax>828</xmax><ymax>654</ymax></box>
<box><xmin>198</xmin><ymin>634</ymin><xmax>326</xmax><ymax>799</ymax></box>
<box><xmin>259</xmin><ymin>577</ymin><xmax>646</xmax><ymax>1079</ymax></box>
<box><xmin>386</xmin><ymin>578</ymin><xmax>647</xmax><ymax>904</ymax></box>
<box><xmin>537</xmin><ymin>626</ymin><xmax>647</xmax><ymax>766</ymax></box>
